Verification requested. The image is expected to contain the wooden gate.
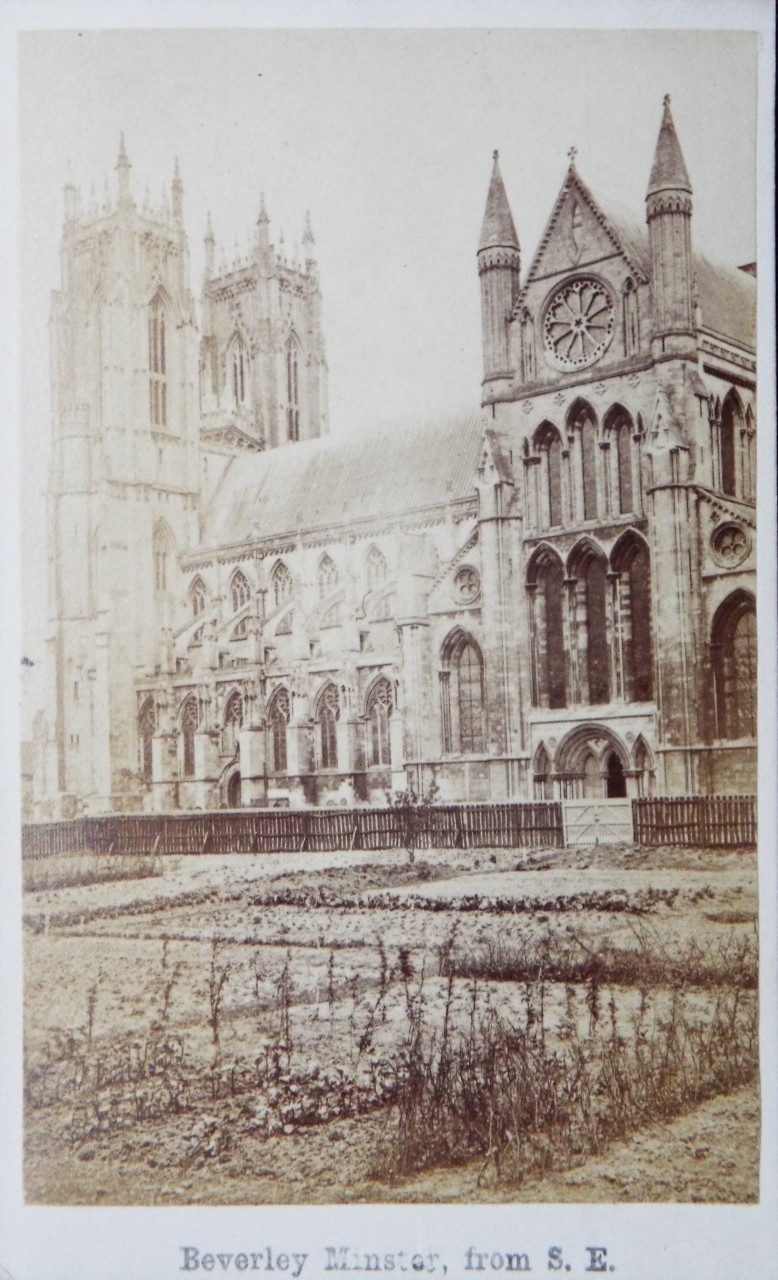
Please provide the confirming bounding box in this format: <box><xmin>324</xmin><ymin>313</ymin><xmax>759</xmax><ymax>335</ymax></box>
<box><xmin>562</xmin><ymin>798</ymin><xmax>634</xmax><ymax>846</ymax></box>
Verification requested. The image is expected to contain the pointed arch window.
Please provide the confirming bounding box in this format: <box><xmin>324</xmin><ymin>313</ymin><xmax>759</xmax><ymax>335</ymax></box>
<box><xmin>571</xmin><ymin>549</ymin><xmax>610</xmax><ymax>705</ymax></box>
<box><xmin>720</xmin><ymin>391</ymin><xmax>742</xmax><ymax>498</ymax></box>
<box><xmin>138</xmin><ymin>698</ymin><xmax>156</xmax><ymax>783</ymax></box>
<box><xmin>272</xmin><ymin>561</ymin><xmax>293</xmax><ymax>609</ymax></box>
<box><xmin>581</xmin><ymin>414</ymin><xmax>598</xmax><ymax>520</ymax></box>
<box><xmin>286</xmin><ymin>337</ymin><xmax>300</xmax><ymax>442</ymax></box>
<box><xmin>223</xmin><ymin>690</ymin><xmax>244</xmax><ymax>756</ymax></box>
<box><xmin>232</xmin><ymin>338</ymin><xmax>249</xmax><ymax>406</ymax></box>
<box><xmin>180</xmin><ymin>696</ymin><xmax>198</xmax><ymax>778</ymax></box>
<box><xmin>366</xmin><ymin>545</ymin><xmax>389</xmax><ymax>593</ymax></box>
<box><xmin>520</xmin><ymin>308</ymin><xmax>536</xmax><ymax>382</ymax></box>
<box><xmin>318</xmin><ymin>554</ymin><xmax>339</xmax><ymax>601</ymax></box>
<box><xmin>366</xmin><ymin>677</ymin><xmax>392</xmax><ymax>767</ymax></box>
<box><xmin>153</xmin><ymin>525</ymin><xmax>172</xmax><ymax>593</ymax></box>
<box><xmin>712</xmin><ymin>593</ymin><xmax>756</xmax><ymax>739</ymax></box>
<box><xmin>535</xmin><ymin>423</ymin><xmax>564</xmax><ymax>528</ymax></box>
<box><xmin>441</xmin><ymin>633</ymin><xmax>485</xmax><ymax>755</ymax></box>
<box><xmin>316</xmin><ymin>683</ymin><xmax>340</xmax><ymax>769</ymax></box>
<box><xmin>528</xmin><ymin>553</ymin><xmax>566</xmax><ymax>709</ymax></box>
<box><xmin>612</xmin><ymin>537</ymin><xmax>652</xmax><ymax>701</ymax></box>
<box><xmin>230</xmin><ymin>569</ymin><xmax>251</xmax><ymax>613</ymax></box>
<box><xmin>622</xmin><ymin>278</ymin><xmax>639</xmax><ymax>357</ymax></box>
<box><xmin>605</xmin><ymin>408</ymin><xmax>635</xmax><ymax>515</ymax></box>
<box><xmin>267</xmin><ymin>687</ymin><xmax>290</xmax><ymax>774</ymax></box>
<box><xmin>148</xmin><ymin>294</ymin><xmax>167</xmax><ymax>427</ymax></box>
<box><xmin>190</xmin><ymin>577</ymin><xmax>207</xmax><ymax>618</ymax></box>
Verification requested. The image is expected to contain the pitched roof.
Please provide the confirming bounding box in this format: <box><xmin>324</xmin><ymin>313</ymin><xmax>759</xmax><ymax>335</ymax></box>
<box><xmin>479</xmin><ymin>152</ymin><xmax>519</xmax><ymax>253</ymax></box>
<box><xmin>647</xmin><ymin>95</ymin><xmax>692</xmax><ymax>196</ymax></box>
<box><xmin>200</xmin><ymin>412</ymin><xmax>486</xmax><ymax>551</ymax></box>
<box><xmin>598</xmin><ymin>196</ymin><xmax>756</xmax><ymax>350</ymax></box>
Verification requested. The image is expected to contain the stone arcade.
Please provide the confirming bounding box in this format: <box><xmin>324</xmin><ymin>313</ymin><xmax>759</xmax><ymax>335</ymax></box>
<box><xmin>38</xmin><ymin>99</ymin><xmax>757</xmax><ymax>818</ymax></box>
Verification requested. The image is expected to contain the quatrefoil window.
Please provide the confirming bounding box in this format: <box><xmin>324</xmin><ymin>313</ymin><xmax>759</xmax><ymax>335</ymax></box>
<box><xmin>454</xmin><ymin>566</ymin><xmax>481</xmax><ymax>604</ymax></box>
<box><xmin>711</xmin><ymin>522</ymin><xmax>750</xmax><ymax>568</ymax></box>
<box><xmin>543</xmin><ymin>277</ymin><xmax>615</xmax><ymax>370</ymax></box>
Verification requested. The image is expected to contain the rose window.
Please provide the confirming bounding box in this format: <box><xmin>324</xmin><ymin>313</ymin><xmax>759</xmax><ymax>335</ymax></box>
<box><xmin>455</xmin><ymin>567</ymin><xmax>481</xmax><ymax>604</ymax></box>
<box><xmin>543</xmin><ymin>277</ymin><xmax>615</xmax><ymax>370</ymax></box>
<box><xmin>711</xmin><ymin>523</ymin><xmax>750</xmax><ymax>568</ymax></box>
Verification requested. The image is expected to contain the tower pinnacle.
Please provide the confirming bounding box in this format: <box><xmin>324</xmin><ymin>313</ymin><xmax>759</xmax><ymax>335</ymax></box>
<box><xmin>478</xmin><ymin>150</ymin><xmax>519</xmax><ymax>254</ymax></box>
<box><xmin>647</xmin><ymin>93</ymin><xmax>692</xmax><ymax>199</ymax></box>
<box><xmin>115</xmin><ymin>132</ymin><xmax>131</xmax><ymax>205</ymax></box>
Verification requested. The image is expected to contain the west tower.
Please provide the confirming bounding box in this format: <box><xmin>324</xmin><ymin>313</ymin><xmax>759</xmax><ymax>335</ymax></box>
<box><xmin>46</xmin><ymin>138</ymin><xmax>200</xmax><ymax>813</ymax></box>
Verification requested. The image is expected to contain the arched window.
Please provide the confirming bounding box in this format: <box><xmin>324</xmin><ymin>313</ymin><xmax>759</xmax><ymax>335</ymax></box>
<box><xmin>180</xmin><ymin>696</ymin><xmax>198</xmax><ymax>779</ymax></box>
<box><xmin>366</xmin><ymin>677</ymin><xmax>392</xmax><ymax>767</ymax></box>
<box><xmin>744</xmin><ymin>405</ymin><xmax>756</xmax><ymax>503</ymax></box>
<box><xmin>231</xmin><ymin>338</ymin><xmax>249</xmax><ymax>406</ymax></box>
<box><xmin>622</xmin><ymin>278</ymin><xmax>639</xmax><ymax>357</ymax></box>
<box><xmin>153</xmin><ymin>524</ymin><xmax>172</xmax><ymax>593</ymax></box>
<box><xmin>286</xmin><ymin>337</ymin><xmax>300</xmax><ymax>442</ymax></box>
<box><xmin>223</xmin><ymin>690</ymin><xmax>243</xmax><ymax>756</ymax></box>
<box><xmin>148</xmin><ymin>294</ymin><xmax>167</xmax><ymax>427</ymax></box>
<box><xmin>230</xmin><ymin>569</ymin><xmax>251</xmax><ymax>612</ymax></box>
<box><xmin>712</xmin><ymin>593</ymin><xmax>756</xmax><ymax>739</ymax></box>
<box><xmin>581</xmin><ymin>415</ymin><xmax>598</xmax><ymax>520</ymax></box>
<box><xmin>534</xmin><ymin>423</ymin><xmax>564</xmax><ymax>528</ymax></box>
<box><xmin>520</xmin><ymin>308</ymin><xmax>536</xmax><ymax>382</ymax></box>
<box><xmin>441</xmin><ymin>633</ymin><xmax>485</xmax><ymax>755</ymax></box>
<box><xmin>138</xmin><ymin>698</ymin><xmax>155</xmax><ymax>783</ymax></box>
<box><xmin>569</xmin><ymin>402</ymin><xmax>599</xmax><ymax>521</ymax></box>
<box><xmin>272</xmin><ymin>561</ymin><xmax>293</xmax><ymax>609</ymax></box>
<box><xmin>612</xmin><ymin>535</ymin><xmax>653</xmax><ymax>701</ymax></box>
<box><xmin>366</xmin><ymin>545</ymin><xmax>389</xmax><ymax>593</ymax></box>
<box><xmin>190</xmin><ymin>577</ymin><xmax>207</xmax><ymax>617</ymax></box>
<box><xmin>533</xmin><ymin>744</ymin><xmax>553</xmax><ymax>800</ymax></box>
<box><xmin>231</xmin><ymin>617</ymin><xmax>249</xmax><ymax>640</ymax></box>
<box><xmin>267</xmin><ymin>687</ymin><xmax>290</xmax><ymax>774</ymax></box>
<box><xmin>316</xmin><ymin>683</ymin><xmax>340</xmax><ymax>769</ymax></box>
<box><xmin>604</xmin><ymin>407</ymin><xmax>635</xmax><ymax>515</ymax></box>
<box><xmin>528</xmin><ymin>551</ymin><xmax>566</xmax><ymax>709</ymax></box>
<box><xmin>570</xmin><ymin>546</ymin><xmax>609</xmax><ymax>705</ymax></box>
<box><xmin>318</xmin><ymin>554</ymin><xmax>339</xmax><ymax>601</ymax></box>
<box><xmin>720</xmin><ymin>390</ymin><xmax>742</xmax><ymax>498</ymax></box>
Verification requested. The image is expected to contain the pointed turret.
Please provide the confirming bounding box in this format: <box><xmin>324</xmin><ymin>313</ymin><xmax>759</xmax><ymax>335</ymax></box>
<box><xmin>647</xmin><ymin>95</ymin><xmax>692</xmax><ymax>200</ymax></box>
<box><xmin>204</xmin><ymin>212</ymin><xmax>215</xmax><ymax>278</ymax></box>
<box><xmin>63</xmin><ymin>160</ymin><xmax>78</xmax><ymax>222</ymax></box>
<box><xmin>171</xmin><ymin>156</ymin><xmax>183</xmax><ymax>223</ymax></box>
<box><xmin>646</xmin><ymin>96</ymin><xmax>695</xmax><ymax>354</ymax></box>
<box><xmin>257</xmin><ymin>192</ymin><xmax>270</xmax><ymax>257</ymax></box>
<box><xmin>478</xmin><ymin>151</ymin><xmax>520</xmax><ymax>254</ymax></box>
<box><xmin>303</xmin><ymin>209</ymin><xmax>316</xmax><ymax>271</ymax></box>
<box><xmin>115</xmin><ymin>132</ymin><xmax>132</xmax><ymax>206</ymax></box>
<box><xmin>478</xmin><ymin>151</ymin><xmax>521</xmax><ymax>397</ymax></box>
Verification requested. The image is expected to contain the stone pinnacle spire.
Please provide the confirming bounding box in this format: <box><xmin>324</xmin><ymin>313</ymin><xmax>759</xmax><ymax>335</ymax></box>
<box><xmin>647</xmin><ymin>94</ymin><xmax>692</xmax><ymax>198</ymax></box>
<box><xmin>478</xmin><ymin>150</ymin><xmax>519</xmax><ymax>254</ymax></box>
<box><xmin>115</xmin><ymin>132</ymin><xmax>131</xmax><ymax>203</ymax></box>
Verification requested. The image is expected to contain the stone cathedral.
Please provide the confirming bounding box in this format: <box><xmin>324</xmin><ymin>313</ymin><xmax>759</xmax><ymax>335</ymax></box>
<box><xmin>39</xmin><ymin>99</ymin><xmax>757</xmax><ymax>818</ymax></box>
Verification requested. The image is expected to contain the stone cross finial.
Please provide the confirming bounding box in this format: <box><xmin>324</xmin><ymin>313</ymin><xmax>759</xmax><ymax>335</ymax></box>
<box><xmin>568</xmin><ymin>145</ymin><xmax>578</xmax><ymax>165</ymax></box>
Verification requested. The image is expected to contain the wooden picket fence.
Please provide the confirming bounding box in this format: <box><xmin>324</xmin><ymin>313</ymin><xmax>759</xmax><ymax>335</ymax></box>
<box><xmin>633</xmin><ymin>794</ymin><xmax>756</xmax><ymax>848</ymax></box>
<box><xmin>21</xmin><ymin>794</ymin><xmax>756</xmax><ymax>859</ymax></box>
<box><xmin>21</xmin><ymin>801</ymin><xmax>564</xmax><ymax>859</ymax></box>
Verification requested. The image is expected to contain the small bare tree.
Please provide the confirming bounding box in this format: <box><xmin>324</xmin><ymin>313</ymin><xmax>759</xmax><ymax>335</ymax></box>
<box><xmin>386</xmin><ymin>775</ymin><xmax>440</xmax><ymax>864</ymax></box>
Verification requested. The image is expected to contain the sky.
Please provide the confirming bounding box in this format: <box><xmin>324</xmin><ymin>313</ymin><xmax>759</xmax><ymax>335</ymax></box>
<box><xmin>16</xmin><ymin>25</ymin><xmax>759</xmax><ymax>683</ymax></box>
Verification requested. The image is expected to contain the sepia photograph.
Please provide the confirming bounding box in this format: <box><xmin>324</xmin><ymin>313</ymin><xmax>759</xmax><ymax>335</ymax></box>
<box><xmin>2</xmin><ymin>6</ymin><xmax>776</xmax><ymax>1278</ymax></box>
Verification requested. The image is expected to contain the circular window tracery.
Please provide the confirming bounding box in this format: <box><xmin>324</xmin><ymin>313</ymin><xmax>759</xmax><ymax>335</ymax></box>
<box><xmin>454</xmin><ymin>566</ymin><xmax>481</xmax><ymax>604</ymax></box>
<box><xmin>711</xmin><ymin>522</ymin><xmax>750</xmax><ymax>568</ymax></box>
<box><xmin>543</xmin><ymin>277</ymin><xmax>615</xmax><ymax>370</ymax></box>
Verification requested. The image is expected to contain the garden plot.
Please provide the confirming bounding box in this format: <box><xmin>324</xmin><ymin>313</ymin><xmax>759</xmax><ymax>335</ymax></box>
<box><xmin>23</xmin><ymin>843</ymin><xmax>759</xmax><ymax>1205</ymax></box>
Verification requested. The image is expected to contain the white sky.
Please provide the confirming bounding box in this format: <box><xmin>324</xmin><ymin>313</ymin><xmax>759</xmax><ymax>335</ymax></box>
<box><xmin>18</xmin><ymin>27</ymin><xmax>758</xmax><ymax>675</ymax></box>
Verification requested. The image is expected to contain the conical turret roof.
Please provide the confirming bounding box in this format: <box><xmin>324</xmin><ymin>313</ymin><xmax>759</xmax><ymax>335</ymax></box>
<box><xmin>478</xmin><ymin>151</ymin><xmax>519</xmax><ymax>252</ymax></box>
<box><xmin>647</xmin><ymin>95</ymin><xmax>692</xmax><ymax>197</ymax></box>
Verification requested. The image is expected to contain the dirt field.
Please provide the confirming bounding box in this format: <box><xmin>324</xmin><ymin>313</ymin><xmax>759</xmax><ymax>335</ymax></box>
<box><xmin>22</xmin><ymin>842</ymin><xmax>759</xmax><ymax>1205</ymax></box>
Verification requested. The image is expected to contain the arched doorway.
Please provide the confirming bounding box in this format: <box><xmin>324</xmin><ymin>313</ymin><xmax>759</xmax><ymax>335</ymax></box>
<box><xmin>227</xmin><ymin>771</ymin><xmax>242</xmax><ymax>808</ymax></box>
<box><xmin>606</xmin><ymin>751</ymin><xmax>627</xmax><ymax>798</ymax></box>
